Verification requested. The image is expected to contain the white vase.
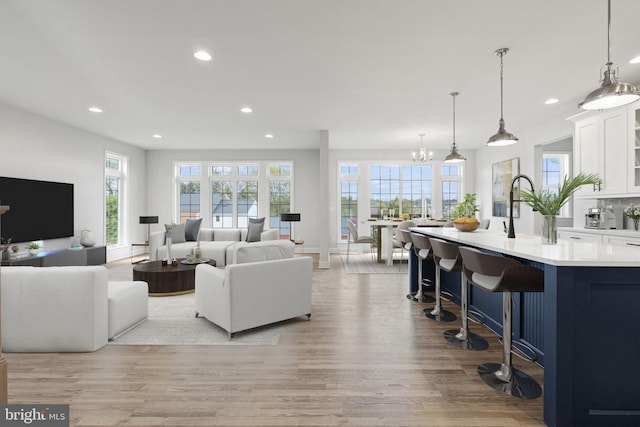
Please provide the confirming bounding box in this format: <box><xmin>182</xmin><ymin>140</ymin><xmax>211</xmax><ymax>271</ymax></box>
<box><xmin>166</xmin><ymin>237</ymin><xmax>172</xmax><ymax>260</ymax></box>
<box><xmin>80</xmin><ymin>230</ymin><xmax>96</xmax><ymax>247</ymax></box>
<box><xmin>29</xmin><ymin>248</ymin><xmax>39</xmax><ymax>255</ymax></box>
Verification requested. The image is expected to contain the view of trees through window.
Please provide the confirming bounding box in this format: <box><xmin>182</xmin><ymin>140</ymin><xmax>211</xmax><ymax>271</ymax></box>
<box><xmin>269</xmin><ymin>164</ymin><xmax>292</xmax><ymax>238</ymax></box>
<box><xmin>369</xmin><ymin>165</ymin><xmax>432</xmax><ymax>219</ymax></box>
<box><xmin>105</xmin><ymin>154</ymin><xmax>125</xmax><ymax>246</ymax></box>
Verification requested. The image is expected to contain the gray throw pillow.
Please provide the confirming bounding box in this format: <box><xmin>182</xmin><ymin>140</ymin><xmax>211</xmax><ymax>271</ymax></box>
<box><xmin>246</xmin><ymin>217</ymin><xmax>265</xmax><ymax>242</ymax></box>
<box><xmin>184</xmin><ymin>218</ymin><xmax>202</xmax><ymax>241</ymax></box>
<box><xmin>165</xmin><ymin>223</ymin><xmax>186</xmax><ymax>244</ymax></box>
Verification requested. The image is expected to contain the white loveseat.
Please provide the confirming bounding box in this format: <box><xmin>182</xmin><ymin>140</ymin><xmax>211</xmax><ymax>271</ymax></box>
<box><xmin>149</xmin><ymin>227</ymin><xmax>279</xmax><ymax>266</ymax></box>
<box><xmin>195</xmin><ymin>241</ymin><xmax>312</xmax><ymax>338</ymax></box>
<box><xmin>1</xmin><ymin>266</ymin><xmax>148</xmax><ymax>352</ymax></box>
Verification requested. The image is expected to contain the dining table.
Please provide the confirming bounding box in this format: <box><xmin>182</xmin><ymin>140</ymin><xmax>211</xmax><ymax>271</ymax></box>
<box><xmin>363</xmin><ymin>218</ymin><xmax>448</xmax><ymax>266</ymax></box>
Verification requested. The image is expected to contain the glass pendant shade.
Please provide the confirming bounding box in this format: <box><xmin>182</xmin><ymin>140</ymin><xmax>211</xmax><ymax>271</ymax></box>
<box><xmin>579</xmin><ymin>0</ymin><xmax>640</xmax><ymax>110</ymax></box>
<box><xmin>487</xmin><ymin>48</ymin><xmax>518</xmax><ymax>147</ymax></box>
<box><xmin>444</xmin><ymin>92</ymin><xmax>466</xmax><ymax>163</ymax></box>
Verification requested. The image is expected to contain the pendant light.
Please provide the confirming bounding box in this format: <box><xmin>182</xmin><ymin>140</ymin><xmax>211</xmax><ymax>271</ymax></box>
<box><xmin>579</xmin><ymin>0</ymin><xmax>639</xmax><ymax>110</ymax></box>
<box><xmin>487</xmin><ymin>48</ymin><xmax>518</xmax><ymax>147</ymax></box>
<box><xmin>444</xmin><ymin>92</ymin><xmax>466</xmax><ymax>163</ymax></box>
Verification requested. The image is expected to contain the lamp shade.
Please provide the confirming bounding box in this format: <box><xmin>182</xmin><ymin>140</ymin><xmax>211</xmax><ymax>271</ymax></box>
<box><xmin>280</xmin><ymin>213</ymin><xmax>301</xmax><ymax>222</ymax></box>
<box><xmin>139</xmin><ymin>216</ymin><xmax>159</xmax><ymax>224</ymax></box>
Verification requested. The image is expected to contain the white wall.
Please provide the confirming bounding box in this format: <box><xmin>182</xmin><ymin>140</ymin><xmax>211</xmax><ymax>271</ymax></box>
<box><xmin>0</xmin><ymin>103</ymin><xmax>147</xmax><ymax>261</ymax></box>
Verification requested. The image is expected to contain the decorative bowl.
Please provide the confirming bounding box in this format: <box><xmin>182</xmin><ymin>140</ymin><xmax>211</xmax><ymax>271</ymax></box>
<box><xmin>453</xmin><ymin>221</ymin><xmax>479</xmax><ymax>232</ymax></box>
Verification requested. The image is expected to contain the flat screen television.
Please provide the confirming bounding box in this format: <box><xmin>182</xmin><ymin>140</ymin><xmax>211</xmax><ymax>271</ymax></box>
<box><xmin>0</xmin><ymin>176</ymin><xmax>74</xmax><ymax>243</ymax></box>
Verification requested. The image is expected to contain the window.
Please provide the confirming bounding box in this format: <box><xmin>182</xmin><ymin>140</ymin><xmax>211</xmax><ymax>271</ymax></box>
<box><xmin>268</xmin><ymin>164</ymin><xmax>292</xmax><ymax>238</ymax></box>
<box><xmin>105</xmin><ymin>152</ymin><xmax>127</xmax><ymax>246</ymax></box>
<box><xmin>543</xmin><ymin>153</ymin><xmax>571</xmax><ymax>217</ymax></box>
<box><xmin>402</xmin><ymin>165</ymin><xmax>432</xmax><ymax>218</ymax></box>
<box><xmin>370</xmin><ymin>165</ymin><xmax>400</xmax><ymax>217</ymax></box>
<box><xmin>339</xmin><ymin>165</ymin><xmax>359</xmax><ymax>240</ymax></box>
<box><xmin>178</xmin><ymin>165</ymin><xmax>201</xmax><ymax>223</ymax></box>
<box><xmin>442</xmin><ymin>164</ymin><xmax>462</xmax><ymax>218</ymax></box>
<box><xmin>237</xmin><ymin>165</ymin><xmax>259</xmax><ymax>228</ymax></box>
<box><xmin>174</xmin><ymin>161</ymin><xmax>292</xmax><ymax>235</ymax></box>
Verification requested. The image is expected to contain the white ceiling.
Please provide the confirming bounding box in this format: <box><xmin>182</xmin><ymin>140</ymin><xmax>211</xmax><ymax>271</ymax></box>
<box><xmin>1</xmin><ymin>0</ymin><xmax>639</xmax><ymax>152</ymax></box>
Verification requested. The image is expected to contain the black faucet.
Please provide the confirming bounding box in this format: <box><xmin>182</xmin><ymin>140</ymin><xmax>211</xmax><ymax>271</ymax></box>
<box><xmin>507</xmin><ymin>174</ymin><xmax>535</xmax><ymax>239</ymax></box>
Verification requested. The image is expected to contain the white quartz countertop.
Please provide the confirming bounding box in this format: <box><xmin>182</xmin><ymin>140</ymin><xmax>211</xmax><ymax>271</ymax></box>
<box><xmin>558</xmin><ymin>227</ymin><xmax>640</xmax><ymax>238</ymax></box>
<box><xmin>409</xmin><ymin>227</ymin><xmax>640</xmax><ymax>267</ymax></box>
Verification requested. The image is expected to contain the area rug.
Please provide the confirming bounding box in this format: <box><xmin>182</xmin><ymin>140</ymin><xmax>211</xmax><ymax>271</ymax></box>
<box><xmin>107</xmin><ymin>265</ymin><xmax>282</xmax><ymax>346</ymax></box>
<box><xmin>341</xmin><ymin>253</ymin><xmax>408</xmax><ymax>274</ymax></box>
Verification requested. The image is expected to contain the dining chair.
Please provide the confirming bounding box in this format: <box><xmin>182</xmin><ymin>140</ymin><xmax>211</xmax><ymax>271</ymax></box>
<box><xmin>346</xmin><ymin>219</ymin><xmax>376</xmax><ymax>263</ymax></box>
<box><xmin>391</xmin><ymin>220</ymin><xmax>416</xmax><ymax>267</ymax></box>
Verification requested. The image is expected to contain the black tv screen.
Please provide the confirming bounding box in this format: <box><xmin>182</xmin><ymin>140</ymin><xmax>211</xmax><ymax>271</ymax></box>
<box><xmin>0</xmin><ymin>176</ymin><xmax>74</xmax><ymax>243</ymax></box>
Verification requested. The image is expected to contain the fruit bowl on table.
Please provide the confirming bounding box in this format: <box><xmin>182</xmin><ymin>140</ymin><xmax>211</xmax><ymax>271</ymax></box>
<box><xmin>453</xmin><ymin>221</ymin><xmax>479</xmax><ymax>232</ymax></box>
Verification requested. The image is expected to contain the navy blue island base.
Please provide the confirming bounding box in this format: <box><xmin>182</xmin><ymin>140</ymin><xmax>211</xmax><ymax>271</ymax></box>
<box><xmin>408</xmin><ymin>227</ymin><xmax>640</xmax><ymax>427</ymax></box>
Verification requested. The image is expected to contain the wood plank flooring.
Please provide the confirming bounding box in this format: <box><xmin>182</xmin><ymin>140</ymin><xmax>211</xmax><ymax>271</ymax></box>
<box><xmin>5</xmin><ymin>254</ymin><xmax>545</xmax><ymax>426</ymax></box>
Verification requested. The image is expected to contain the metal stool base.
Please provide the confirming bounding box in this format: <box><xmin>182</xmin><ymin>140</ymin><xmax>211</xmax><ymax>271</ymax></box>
<box><xmin>418</xmin><ymin>294</ymin><xmax>436</xmax><ymax>303</ymax></box>
<box><xmin>443</xmin><ymin>329</ymin><xmax>489</xmax><ymax>351</ymax></box>
<box><xmin>477</xmin><ymin>363</ymin><xmax>542</xmax><ymax>399</ymax></box>
<box><xmin>422</xmin><ymin>308</ymin><xmax>457</xmax><ymax>322</ymax></box>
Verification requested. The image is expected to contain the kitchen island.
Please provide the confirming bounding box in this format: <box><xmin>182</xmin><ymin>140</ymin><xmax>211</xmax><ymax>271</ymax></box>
<box><xmin>409</xmin><ymin>227</ymin><xmax>640</xmax><ymax>427</ymax></box>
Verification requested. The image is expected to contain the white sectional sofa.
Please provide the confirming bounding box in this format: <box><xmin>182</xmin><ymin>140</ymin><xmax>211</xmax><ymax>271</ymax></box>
<box><xmin>195</xmin><ymin>240</ymin><xmax>312</xmax><ymax>338</ymax></box>
<box><xmin>1</xmin><ymin>266</ymin><xmax>148</xmax><ymax>352</ymax></box>
<box><xmin>149</xmin><ymin>227</ymin><xmax>279</xmax><ymax>266</ymax></box>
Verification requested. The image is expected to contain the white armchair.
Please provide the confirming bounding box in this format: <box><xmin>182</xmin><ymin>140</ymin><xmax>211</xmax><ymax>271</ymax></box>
<box><xmin>194</xmin><ymin>257</ymin><xmax>313</xmax><ymax>338</ymax></box>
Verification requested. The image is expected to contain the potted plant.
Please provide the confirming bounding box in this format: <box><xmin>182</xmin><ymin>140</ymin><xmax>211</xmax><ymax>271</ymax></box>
<box><xmin>452</xmin><ymin>193</ymin><xmax>479</xmax><ymax>219</ymax></box>
<box><xmin>26</xmin><ymin>242</ymin><xmax>40</xmax><ymax>255</ymax></box>
<box><xmin>519</xmin><ymin>172</ymin><xmax>600</xmax><ymax>243</ymax></box>
<box><xmin>450</xmin><ymin>193</ymin><xmax>480</xmax><ymax>231</ymax></box>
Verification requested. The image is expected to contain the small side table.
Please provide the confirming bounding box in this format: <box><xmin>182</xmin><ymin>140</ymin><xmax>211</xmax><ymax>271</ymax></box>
<box><xmin>292</xmin><ymin>239</ymin><xmax>304</xmax><ymax>252</ymax></box>
<box><xmin>131</xmin><ymin>242</ymin><xmax>150</xmax><ymax>264</ymax></box>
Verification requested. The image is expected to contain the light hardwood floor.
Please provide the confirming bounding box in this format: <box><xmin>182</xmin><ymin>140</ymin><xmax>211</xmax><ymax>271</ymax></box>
<box><xmin>5</xmin><ymin>254</ymin><xmax>545</xmax><ymax>426</ymax></box>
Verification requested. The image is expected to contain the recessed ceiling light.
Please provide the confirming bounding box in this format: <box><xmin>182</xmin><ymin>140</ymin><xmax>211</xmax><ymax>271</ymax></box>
<box><xmin>240</xmin><ymin>107</ymin><xmax>253</xmax><ymax>113</ymax></box>
<box><xmin>152</xmin><ymin>134</ymin><xmax>162</xmax><ymax>139</ymax></box>
<box><xmin>544</xmin><ymin>98</ymin><xmax>559</xmax><ymax>105</ymax></box>
<box><xmin>194</xmin><ymin>50</ymin><xmax>212</xmax><ymax>61</ymax></box>
<box><xmin>88</xmin><ymin>106</ymin><xmax>103</xmax><ymax>113</ymax></box>
<box><xmin>630</xmin><ymin>55</ymin><xmax>640</xmax><ymax>64</ymax></box>
<box><xmin>265</xmin><ymin>134</ymin><xmax>274</xmax><ymax>139</ymax></box>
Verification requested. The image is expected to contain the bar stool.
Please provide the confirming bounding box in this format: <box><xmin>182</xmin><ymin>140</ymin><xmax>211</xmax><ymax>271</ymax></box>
<box><xmin>418</xmin><ymin>236</ymin><xmax>456</xmax><ymax>322</ymax></box>
<box><xmin>428</xmin><ymin>238</ymin><xmax>488</xmax><ymax>350</ymax></box>
<box><xmin>458</xmin><ymin>246</ymin><xmax>544</xmax><ymax>399</ymax></box>
<box><xmin>406</xmin><ymin>232</ymin><xmax>435</xmax><ymax>303</ymax></box>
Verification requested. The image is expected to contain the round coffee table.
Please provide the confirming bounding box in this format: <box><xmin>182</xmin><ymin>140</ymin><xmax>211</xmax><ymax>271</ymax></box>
<box><xmin>133</xmin><ymin>258</ymin><xmax>216</xmax><ymax>296</ymax></box>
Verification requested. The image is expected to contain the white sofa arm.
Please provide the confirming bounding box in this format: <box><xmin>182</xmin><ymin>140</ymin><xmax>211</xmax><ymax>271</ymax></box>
<box><xmin>260</xmin><ymin>229</ymin><xmax>279</xmax><ymax>240</ymax></box>
<box><xmin>148</xmin><ymin>230</ymin><xmax>166</xmax><ymax>261</ymax></box>
<box><xmin>195</xmin><ymin>264</ymin><xmax>228</xmax><ymax>322</ymax></box>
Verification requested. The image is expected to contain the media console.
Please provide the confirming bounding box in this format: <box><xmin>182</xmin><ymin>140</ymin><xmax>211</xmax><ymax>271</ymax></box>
<box><xmin>1</xmin><ymin>246</ymin><xmax>106</xmax><ymax>267</ymax></box>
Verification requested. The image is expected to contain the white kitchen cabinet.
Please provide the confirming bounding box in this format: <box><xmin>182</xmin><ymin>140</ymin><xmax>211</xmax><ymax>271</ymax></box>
<box><xmin>604</xmin><ymin>234</ymin><xmax>640</xmax><ymax>248</ymax></box>
<box><xmin>627</xmin><ymin>100</ymin><xmax>640</xmax><ymax>193</ymax></box>
<box><xmin>570</xmin><ymin>107</ymin><xmax>628</xmax><ymax>197</ymax></box>
<box><xmin>557</xmin><ymin>230</ymin><xmax>602</xmax><ymax>243</ymax></box>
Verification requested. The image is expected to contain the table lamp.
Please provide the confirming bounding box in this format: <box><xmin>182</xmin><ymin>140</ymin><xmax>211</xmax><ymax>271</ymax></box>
<box><xmin>280</xmin><ymin>213</ymin><xmax>301</xmax><ymax>243</ymax></box>
<box><xmin>139</xmin><ymin>216</ymin><xmax>159</xmax><ymax>243</ymax></box>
